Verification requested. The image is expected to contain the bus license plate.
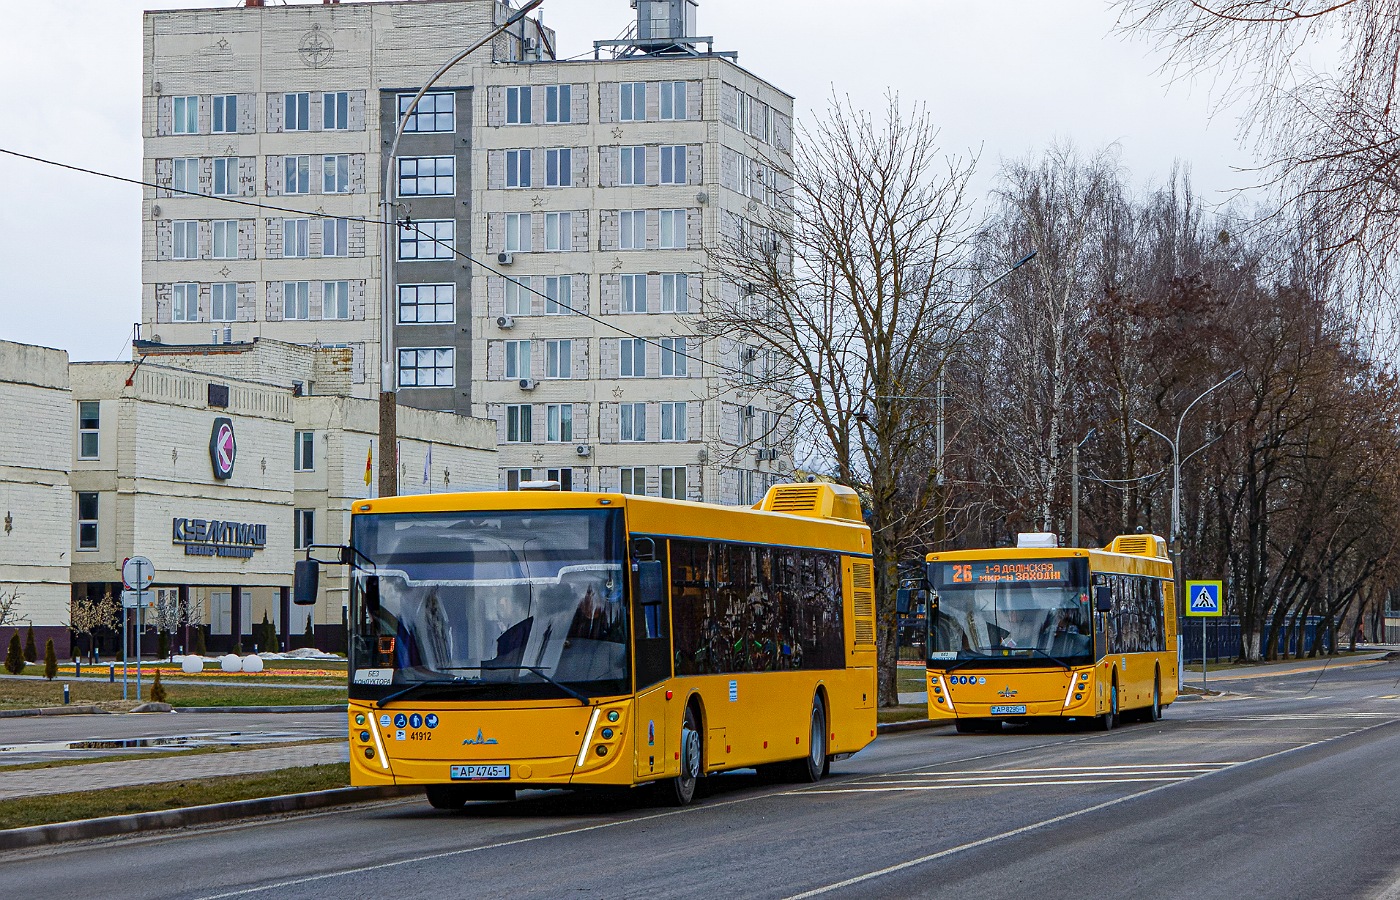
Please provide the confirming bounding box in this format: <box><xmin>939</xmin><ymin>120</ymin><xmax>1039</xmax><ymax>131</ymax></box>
<box><xmin>990</xmin><ymin>705</ymin><xmax>1026</xmax><ymax>715</ymax></box>
<box><xmin>450</xmin><ymin>764</ymin><xmax>510</xmax><ymax>780</ymax></box>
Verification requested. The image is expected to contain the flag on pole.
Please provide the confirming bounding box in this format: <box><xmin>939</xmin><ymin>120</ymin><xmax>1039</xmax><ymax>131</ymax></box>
<box><xmin>363</xmin><ymin>441</ymin><xmax>373</xmax><ymax>487</ymax></box>
<box><xmin>423</xmin><ymin>443</ymin><xmax>432</xmax><ymax>487</ymax></box>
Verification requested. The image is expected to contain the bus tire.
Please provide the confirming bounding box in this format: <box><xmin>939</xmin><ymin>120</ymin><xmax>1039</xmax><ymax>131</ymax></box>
<box><xmin>1146</xmin><ymin>673</ymin><xmax>1162</xmax><ymax>722</ymax></box>
<box><xmin>783</xmin><ymin>695</ymin><xmax>828</xmax><ymax>783</ymax></box>
<box><xmin>663</xmin><ymin>704</ymin><xmax>703</xmax><ymax>806</ymax></box>
<box><xmin>1099</xmin><ymin>679</ymin><xmax>1120</xmax><ymax>731</ymax></box>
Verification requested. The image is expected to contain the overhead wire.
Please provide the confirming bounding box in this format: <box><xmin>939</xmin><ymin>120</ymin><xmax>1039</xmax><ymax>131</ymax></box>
<box><xmin>0</xmin><ymin>145</ymin><xmax>753</xmax><ymax>380</ymax></box>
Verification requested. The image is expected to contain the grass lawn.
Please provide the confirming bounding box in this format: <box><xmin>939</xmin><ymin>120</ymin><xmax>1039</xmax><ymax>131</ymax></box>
<box><xmin>48</xmin><ymin>661</ymin><xmax>346</xmax><ymax>686</ymax></box>
<box><xmin>0</xmin><ymin>763</ymin><xmax>352</xmax><ymax>831</ymax></box>
<box><xmin>0</xmin><ymin>738</ymin><xmax>343</xmax><ymax>773</ymax></box>
<box><xmin>897</xmin><ymin>668</ymin><xmax>926</xmax><ymax>693</ymax></box>
<box><xmin>0</xmin><ymin>676</ymin><xmax>345</xmax><ymax>710</ymax></box>
<box><xmin>877</xmin><ymin>705</ymin><xmax>929</xmax><ymax>725</ymax></box>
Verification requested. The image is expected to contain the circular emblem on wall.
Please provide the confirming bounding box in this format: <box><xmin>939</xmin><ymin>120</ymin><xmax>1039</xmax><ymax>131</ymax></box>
<box><xmin>210</xmin><ymin>417</ymin><xmax>237</xmax><ymax>480</ymax></box>
<box><xmin>298</xmin><ymin>26</ymin><xmax>334</xmax><ymax>69</ymax></box>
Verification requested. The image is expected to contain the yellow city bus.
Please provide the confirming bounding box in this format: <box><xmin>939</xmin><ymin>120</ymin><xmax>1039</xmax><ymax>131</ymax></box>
<box><xmin>923</xmin><ymin>533</ymin><xmax>1178</xmax><ymax>732</ymax></box>
<box><xmin>295</xmin><ymin>483</ymin><xmax>877</xmax><ymax>807</ymax></box>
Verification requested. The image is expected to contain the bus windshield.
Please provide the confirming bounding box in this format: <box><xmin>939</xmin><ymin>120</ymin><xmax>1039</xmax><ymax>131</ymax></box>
<box><xmin>927</xmin><ymin>558</ymin><xmax>1093</xmax><ymax>666</ymax></box>
<box><xmin>349</xmin><ymin>508</ymin><xmax>629</xmax><ymax>701</ymax></box>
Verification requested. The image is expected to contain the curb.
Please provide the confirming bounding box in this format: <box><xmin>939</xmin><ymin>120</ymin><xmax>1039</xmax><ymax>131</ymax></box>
<box><xmin>0</xmin><ymin>785</ymin><xmax>418</xmax><ymax>852</ymax></box>
<box><xmin>0</xmin><ymin>706</ymin><xmax>108</xmax><ymax>719</ymax></box>
<box><xmin>176</xmin><ymin>705</ymin><xmax>345</xmax><ymax>714</ymax></box>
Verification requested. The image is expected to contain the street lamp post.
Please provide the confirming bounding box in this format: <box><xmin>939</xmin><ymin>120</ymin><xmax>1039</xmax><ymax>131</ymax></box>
<box><xmin>1134</xmin><ymin>367</ymin><xmax>1243</xmax><ymax>686</ymax></box>
<box><xmin>377</xmin><ymin>0</ymin><xmax>544</xmax><ymax>498</ymax></box>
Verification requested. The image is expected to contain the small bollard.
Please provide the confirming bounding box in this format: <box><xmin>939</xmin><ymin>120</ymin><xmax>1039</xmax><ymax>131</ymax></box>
<box><xmin>75</xmin><ymin>659</ymin><xmax>81</xmax><ymax>677</ymax></box>
<box><xmin>62</xmin><ymin>683</ymin><xmax>70</xmax><ymax>705</ymax></box>
<box><xmin>109</xmin><ymin>663</ymin><xmax>115</xmax><ymax>683</ymax></box>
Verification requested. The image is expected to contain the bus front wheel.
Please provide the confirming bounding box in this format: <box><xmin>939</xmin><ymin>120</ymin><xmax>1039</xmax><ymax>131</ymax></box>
<box><xmin>1097</xmin><ymin>681</ymin><xmax>1119</xmax><ymax>731</ymax></box>
<box><xmin>663</xmin><ymin>705</ymin><xmax>703</xmax><ymax>806</ymax></box>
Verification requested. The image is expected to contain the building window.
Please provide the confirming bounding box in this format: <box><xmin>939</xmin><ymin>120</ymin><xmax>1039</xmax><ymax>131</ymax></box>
<box><xmin>660</xmin><ymin>145</ymin><xmax>687</xmax><ymax>185</ymax></box>
<box><xmin>399</xmin><ymin>92</ymin><xmax>455</xmax><ymax>132</ymax></box>
<box><xmin>323</xmin><ymin>155</ymin><xmax>350</xmax><ymax>194</ymax></box>
<box><xmin>660</xmin><ymin>81</ymin><xmax>687</xmax><ymax>120</ymax></box>
<box><xmin>76</xmin><ymin>492</ymin><xmax>98</xmax><ymax>549</ymax></box>
<box><xmin>294</xmin><ymin>430</ymin><xmax>315</xmax><ymax>471</ymax></box>
<box><xmin>505</xmin><ymin>468</ymin><xmax>534</xmax><ymax>491</ymax></box>
<box><xmin>661</xmin><ymin>401</ymin><xmax>688</xmax><ymax>441</ymax></box>
<box><xmin>504</xmin><ymin>277</ymin><xmax>532</xmax><ymax>316</ymax></box>
<box><xmin>619</xmin><ymin>210</ymin><xmax>645</xmax><ymax>250</ymax></box>
<box><xmin>398</xmin><ymin>348</ymin><xmax>455</xmax><ymax>387</ymax></box>
<box><xmin>172</xmin><ymin>220</ymin><xmax>198</xmax><ymax>259</ymax></box>
<box><xmin>295</xmin><ymin>509</ymin><xmax>315</xmax><ymax>548</ymax></box>
<box><xmin>619</xmin><ymin>338</ymin><xmax>646</xmax><ymax>377</ymax></box>
<box><xmin>284</xmin><ymin>155</ymin><xmax>311</xmax><ymax>194</ymax></box>
<box><xmin>504</xmin><ymin>340</ymin><xmax>532</xmax><ymax>380</ymax></box>
<box><xmin>544</xmin><ymin>275</ymin><xmax>573</xmax><ymax>314</ymax></box>
<box><xmin>545</xmin><ymin>339</ymin><xmax>572</xmax><ymax>378</ymax></box>
<box><xmin>172</xmin><ymin>282</ymin><xmax>199</xmax><ymax>322</ymax></box>
<box><xmin>546</xmin><ymin>84</ymin><xmax>572</xmax><ymax>123</ymax></box>
<box><xmin>620</xmin><ymin>146</ymin><xmax>645</xmax><ymax>186</ymax></box>
<box><xmin>284</xmin><ymin>92</ymin><xmax>310</xmax><ymax>131</ymax></box>
<box><xmin>283</xmin><ymin>219</ymin><xmax>310</xmax><ymax>258</ymax></box>
<box><xmin>212</xmin><ymin>94</ymin><xmax>237</xmax><ymax>133</ymax></box>
<box><xmin>660</xmin><ymin>466</ymin><xmax>687</xmax><ymax>499</ymax></box>
<box><xmin>660</xmin><ymin>209</ymin><xmax>686</xmax><ymax>249</ymax></box>
<box><xmin>505</xmin><ymin>149</ymin><xmax>532</xmax><ymax>188</ymax></box>
<box><xmin>323</xmin><ymin>91</ymin><xmax>349</xmax><ymax>130</ymax></box>
<box><xmin>619</xmin><ymin>82</ymin><xmax>645</xmax><ymax>122</ymax></box>
<box><xmin>546</xmin><ymin>468</ymin><xmax>574</xmax><ymax>491</ymax></box>
<box><xmin>212</xmin><ymin>283</ymin><xmax>237</xmax><ymax>322</ymax></box>
<box><xmin>506</xmin><ymin>86</ymin><xmax>532</xmax><ymax>124</ymax></box>
<box><xmin>283</xmin><ymin>281</ymin><xmax>310</xmax><ymax>320</ymax></box>
<box><xmin>545</xmin><ymin>148</ymin><xmax>572</xmax><ymax>187</ymax></box>
<box><xmin>212</xmin><ymin>157</ymin><xmax>238</xmax><ymax>197</ymax></box>
<box><xmin>661</xmin><ymin>337</ymin><xmax>688</xmax><ymax>376</ymax></box>
<box><xmin>621</xmin><ymin>274</ymin><xmax>648</xmax><ymax>313</ymax></box>
<box><xmin>78</xmin><ymin>401</ymin><xmax>99</xmax><ymax>459</ymax></box>
<box><xmin>398</xmin><ymin>284</ymin><xmax>454</xmax><ymax>324</ymax></box>
<box><xmin>620</xmin><ymin>403</ymin><xmax>647</xmax><ymax>442</ymax></box>
<box><xmin>546</xmin><ymin>404</ymin><xmax>574</xmax><ymax>442</ymax></box>
<box><xmin>173</xmin><ymin>157</ymin><xmax>199</xmax><ymax>195</ymax></box>
<box><xmin>661</xmin><ymin>273</ymin><xmax>689</xmax><ymax>312</ymax></box>
<box><xmin>620</xmin><ymin>467</ymin><xmax>646</xmax><ymax>495</ymax></box>
<box><xmin>544</xmin><ymin>212</ymin><xmax>572</xmax><ymax>251</ymax></box>
<box><xmin>504</xmin><ymin>213</ymin><xmax>532</xmax><ymax>253</ymax></box>
<box><xmin>322</xmin><ymin>281</ymin><xmax>349</xmax><ymax>320</ymax></box>
<box><xmin>399</xmin><ymin>156</ymin><xmax>454</xmax><ymax>196</ymax></box>
<box><xmin>506</xmin><ymin>404</ymin><xmax>533</xmax><ymax>442</ymax></box>
<box><xmin>322</xmin><ymin>218</ymin><xmax>349</xmax><ymax>257</ymax></box>
<box><xmin>173</xmin><ymin>96</ymin><xmax>198</xmax><ymax>134</ymax></box>
<box><xmin>398</xmin><ymin>219</ymin><xmax>455</xmax><ymax>259</ymax></box>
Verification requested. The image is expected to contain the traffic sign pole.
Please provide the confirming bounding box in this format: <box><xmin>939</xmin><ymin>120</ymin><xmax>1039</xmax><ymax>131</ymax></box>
<box><xmin>1185</xmin><ymin>580</ymin><xmax>1225</xmax><ymax>690</ymax></box>
<box><xmin>135</xmin><ymin>558</ymin><xmax>143</xmax><ymax>702</ymax></box>
<box><xmin>120</xmin><ymin>556</ymin><xmax>156</xmax><ymax>704</ymax></box>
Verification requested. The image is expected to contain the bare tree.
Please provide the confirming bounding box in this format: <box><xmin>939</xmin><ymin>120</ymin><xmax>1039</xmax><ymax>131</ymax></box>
<box><xmin>0</xmin><ymin>585</ymin><xmax>26</xmax><ymax>629</ymax></box>
<box><xmin>706</xmin><ymin>95</ymin><xmax>982</xmax><ymax>705</ymax></box>
<box><xmin>1113</xmin><ymin>0</ymin><xmax>1400</xmax><ymax>330</ymax></box>
<box><xmin>69</xmin><ymin>590</ymin><xmax>118</xmax><ymax>658</ymax></box>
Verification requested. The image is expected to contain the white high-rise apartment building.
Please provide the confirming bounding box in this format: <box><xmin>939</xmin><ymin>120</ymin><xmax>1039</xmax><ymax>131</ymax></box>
<box><xmin>142</xmin><ymin>0</ymin><xmax>793</xmax><ymax>503</ymax></box>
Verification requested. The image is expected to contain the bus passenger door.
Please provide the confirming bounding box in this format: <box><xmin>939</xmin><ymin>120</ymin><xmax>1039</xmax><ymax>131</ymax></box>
<box><xmin>632</xmin><ymin>538</ymin><xmax>673</xmax><ymax>780</ymax></box>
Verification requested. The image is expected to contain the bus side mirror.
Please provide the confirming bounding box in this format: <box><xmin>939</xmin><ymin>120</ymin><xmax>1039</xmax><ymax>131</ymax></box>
<box><xmin>1095</xmin><ymin>585</ymin><xmax>1112</xmax><ymax>613</ymax></box>
<box><xmin>293</xmin><ymin>559</ymin><xmax>319</xmax><ymax>606</ymax></box>
<box><xmin>636</xmin><ymin>560</ymin><xmax>664</xmax><ymax>605</ymax></box>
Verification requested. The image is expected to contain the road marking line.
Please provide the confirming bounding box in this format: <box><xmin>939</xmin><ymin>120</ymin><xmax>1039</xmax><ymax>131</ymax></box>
<box><xmin>796</xmin><ymin>777</ymin><xmax>1191</xmax><ymax>792</ymax></box>
<box><xmin>781</xmin><ymin>716</ymin><xmax>1400</xmax><ymax>899</ymax></box>
<box><xmin>870</xmin><ymin>762</ymin><xmax>1236</xmax><ymax>775</ymax></box>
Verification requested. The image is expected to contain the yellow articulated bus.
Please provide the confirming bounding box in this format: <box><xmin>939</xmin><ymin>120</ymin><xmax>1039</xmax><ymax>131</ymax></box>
<box><xmin>923</xmin><ymin>533</ymin><xmax>1178</xmax><ymax>732</ymax></box>
<box><xmin>294</xmin><ymin>483</ymin><xmax>877</xmax><ymax>808</ymax></box>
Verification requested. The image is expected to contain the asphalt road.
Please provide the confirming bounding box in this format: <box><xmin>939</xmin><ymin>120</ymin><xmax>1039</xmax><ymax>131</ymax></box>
<box><xmin>5</xmin><ymin>661</ymin><xmax>1400</xmax><ymax>899</ymax></box>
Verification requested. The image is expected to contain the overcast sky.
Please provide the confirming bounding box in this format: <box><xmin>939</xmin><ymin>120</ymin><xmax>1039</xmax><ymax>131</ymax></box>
<box><xmin>0</xmin><ymin>0</ymin><xmax>1255</xmax><ymax>362</ymax></box>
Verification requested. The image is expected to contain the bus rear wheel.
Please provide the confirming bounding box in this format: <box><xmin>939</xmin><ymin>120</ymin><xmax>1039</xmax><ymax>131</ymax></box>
<box><xmin>1146</xmin><ymin>674</ymin><xmax>1162</xmax><ymax>722</ymax></box>
<box><xmin>662</xmin><ymin>705</ymin><xmax>703</xmax><ymax>806</ymax></box>
<box><xmin>782</xmin><ymin>696</ymin><xmax>828</xmax><ymax>783</ymax></box>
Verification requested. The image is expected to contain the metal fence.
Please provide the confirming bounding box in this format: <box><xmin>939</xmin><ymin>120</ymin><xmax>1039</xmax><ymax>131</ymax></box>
<box><xmin>1180</xmin><ymin>615</ymin><xmax>1336</xmax><ymax>662</ymax></box>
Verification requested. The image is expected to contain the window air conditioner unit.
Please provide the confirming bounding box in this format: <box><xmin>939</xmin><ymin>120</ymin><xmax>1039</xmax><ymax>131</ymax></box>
<box><xmin>496</xmin><ymin>315</ymin><xmax>515</xmax><ymax>329</ymax></box>
<box><xmin>523</xmin><ymin>37</ymin><xmax>539</xmax><ymax>52</ymax></box>
<box><xmin>497</xmin><ymin>252</ymin><xmax>514</xmax><ymax>265</ymax></box>
<box><xmin>575</xmin><ymin>444</ymin><xmax>592</xmax><ymax>458</ymax></box>
<box><xmin>518</xmin><ymin>378</ymin><xmax>537</xmax><ymax>391</ymax></box>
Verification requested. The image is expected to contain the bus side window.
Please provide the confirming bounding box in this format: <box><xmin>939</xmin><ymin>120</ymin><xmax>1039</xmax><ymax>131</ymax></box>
<box><xmin>632</xmin><ymin>537</ymin><xmax>672</xmax><ymax>690</ymax></box>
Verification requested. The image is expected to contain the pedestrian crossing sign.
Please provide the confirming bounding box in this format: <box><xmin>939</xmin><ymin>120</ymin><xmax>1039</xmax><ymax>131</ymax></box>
<box><xmin>1185</xmin><ymin>580</ymin><xmax>1223</xmax><ymax>617</ymax></box>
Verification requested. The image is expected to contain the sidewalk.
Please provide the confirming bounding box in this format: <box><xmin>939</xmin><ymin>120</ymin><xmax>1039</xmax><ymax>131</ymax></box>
<box><xmin>1184</xmin><ymin>650</ymin><xmax>1392</xmax><ymax>684</ymax></box>
<box><xmin>0</xmin><ymin>743</ymin><xmax>348</xmax><ymax>801</ymax></box>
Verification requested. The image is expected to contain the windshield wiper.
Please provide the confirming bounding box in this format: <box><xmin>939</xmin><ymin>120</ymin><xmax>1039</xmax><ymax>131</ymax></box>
<box><xmin>1023</xmin><ymin>647</ymin><xmax>1073</xmax><ymax>670</ymax></box>
<box><xmin>936</xmin><ymin>654</ymin><xmax>994</xmax><ymax>674</ymax></box>
<box><xmin>376</xmin><ymin>678</ymin><xmax>477</xmax><ymax>708</ymax></box>
<box><xmin>516</xmin><ymin>666</ymin><xmax>591</xmax><ymax>705</ymax></box>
